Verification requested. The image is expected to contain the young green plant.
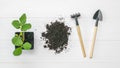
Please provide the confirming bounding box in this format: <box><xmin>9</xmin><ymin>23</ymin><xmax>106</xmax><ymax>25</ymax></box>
<box><xmin>12</xmin><ymin>13</ymin><xmax>32</xmax><ymax>56</ymax></box>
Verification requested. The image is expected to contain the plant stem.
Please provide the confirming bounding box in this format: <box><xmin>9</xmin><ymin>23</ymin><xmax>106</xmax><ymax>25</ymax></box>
<box><xmin>20</xmin><ymin>32</ymin><xmax>25</xmax><ymax>42</ymax></box>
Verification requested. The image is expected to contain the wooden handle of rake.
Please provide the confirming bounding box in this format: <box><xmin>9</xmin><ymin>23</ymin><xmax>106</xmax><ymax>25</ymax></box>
<box><xmin>89</xmin><ymin>27</ymin><xmax>98</xmax><ymax>58</ymax></box>
<box><xmin>76</xmin><ymin>26</ymin><xmax>86</xmax><ymax>58</ymax></box>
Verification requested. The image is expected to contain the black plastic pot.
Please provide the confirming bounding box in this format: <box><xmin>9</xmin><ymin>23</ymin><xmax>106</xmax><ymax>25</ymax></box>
<box><xmin>15</xmin><ymin>32</ymin><xmax>34</xmax><ymax>50</ymax></box>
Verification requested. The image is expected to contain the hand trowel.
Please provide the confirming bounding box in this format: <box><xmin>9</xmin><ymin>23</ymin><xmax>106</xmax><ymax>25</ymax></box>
<box><xmin>89</xmin><ymin>10</ymin><xmax>103</xmax><ymax>58</ymax></box>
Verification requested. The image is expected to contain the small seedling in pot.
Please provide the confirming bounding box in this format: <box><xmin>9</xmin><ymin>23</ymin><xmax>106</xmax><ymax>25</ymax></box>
<box><xmin>12</xmin><ymin>13</ymin><xmax>34</xmax><ymax>56</ymax></box>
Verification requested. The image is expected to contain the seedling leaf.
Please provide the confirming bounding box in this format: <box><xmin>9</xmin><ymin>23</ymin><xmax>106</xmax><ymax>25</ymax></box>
<box><xmin>12</xmin><ymin>20</ymin><xmax>20</xmax><ymax>29</ymax></box>
<box><xmin>13</xmin><ymin>48</ymin><xmax>22</xmax><ymax>56</ymax></box>
<box><xmin>21</xmin><ymin>23</ymin><xmax>31</xmax><ymax>31</ymax></box>
<box><xmin>23</xmin><ymin>42</ymin><xmax>32</xmax><ymax>50</ymax></box>
<box><xmin>12</xmin><ymin>36</ymin><xmax>23</xmax><ymax>46</ymax></box>
<box><xmin>19</xmin><ymin>13</ymin><xmax>26</xmax><ymax>25</ymax></box>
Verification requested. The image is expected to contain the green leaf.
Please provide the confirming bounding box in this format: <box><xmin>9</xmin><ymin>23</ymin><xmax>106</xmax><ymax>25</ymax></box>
<box><xmin>12</xmin><ymin>36</ymin><xmax>23</xmax><ymax>46</ymax></box>
<box><xmin>13</xmin><ymin>47</ymin><xmax>22</xmax><ymax>56</ymax></box>
<box><xmin>21</xmin><ymin>23</ymin><xmax>31</xmax><ymax>31</ymax></box>
<box><xmin>19</xmin><ymin>13</ymin><xmax>26</xmax><ymax>25</ymax></box>
<box><xmin>12</xmin><ymin>20</ymin><xmax>20</xmax><ymax>29</ymax></box>
<box><xmin>23</xmin><ymin>42</ymin><xmax>32</xmax><ymax>50</ymax></box>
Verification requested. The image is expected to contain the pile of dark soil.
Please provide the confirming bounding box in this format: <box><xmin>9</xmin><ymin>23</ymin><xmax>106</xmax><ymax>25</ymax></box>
<box><xmin>42</xmin><ymin>21</ymin><xmax>71</xmax><ymax>53</ymax></box>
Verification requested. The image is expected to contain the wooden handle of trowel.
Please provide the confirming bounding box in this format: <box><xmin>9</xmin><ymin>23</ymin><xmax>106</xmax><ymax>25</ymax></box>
<box><xmin>76</xmin><ymin>26</ymin><xmax>86</xmax><ymax>58</ymax></box>
<box><xmin>90</xmin><ymin>27</ymin><xmax>98</xmax><ymax>58</ymax></box>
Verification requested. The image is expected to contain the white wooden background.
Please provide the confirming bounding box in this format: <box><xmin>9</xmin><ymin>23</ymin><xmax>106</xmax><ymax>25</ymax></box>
<box><xmin>0</xmin><ymin>0</ymin><xmax>120</xmax><ymax>68</ymax></box>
